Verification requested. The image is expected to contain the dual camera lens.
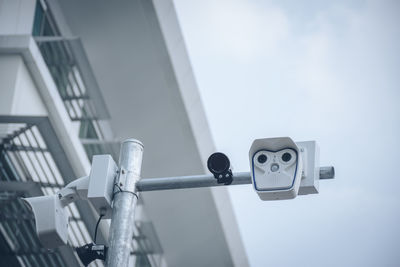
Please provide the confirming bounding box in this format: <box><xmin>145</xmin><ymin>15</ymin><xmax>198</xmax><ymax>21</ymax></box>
<box><xmin>257</xmin><ymin>152</ymin><xmax>292</xmax><ymax>164</ymax></box>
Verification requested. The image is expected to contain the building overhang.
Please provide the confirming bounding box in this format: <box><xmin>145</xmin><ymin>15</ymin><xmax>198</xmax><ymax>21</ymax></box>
<box><xmin>55</xmin><ymin>0</ymin><xmax>249</xmax><ymax>266</ymax></box>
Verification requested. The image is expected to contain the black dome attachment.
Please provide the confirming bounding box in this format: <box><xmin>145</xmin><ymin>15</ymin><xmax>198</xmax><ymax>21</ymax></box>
<box><xmin>207</xmin><ymin>152</ymin><xmax>233</xmax><ymax>185</ymax></box>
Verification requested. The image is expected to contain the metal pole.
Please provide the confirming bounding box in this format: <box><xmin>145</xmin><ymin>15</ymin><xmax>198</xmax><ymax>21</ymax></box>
<box><xmin>136</xmin><ymin>166</ymin><xmax>335</xmax><ymax>192</ymax></box>
<box><xmin>106</xmin><ymin>139</ymin><xmax>144</xmax><ymax>267</ymax></box>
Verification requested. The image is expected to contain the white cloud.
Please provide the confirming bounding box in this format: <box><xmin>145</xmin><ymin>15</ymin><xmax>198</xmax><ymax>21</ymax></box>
<box><xmin>176</xmin><ymin>0</ymin><xmax>289</xmax><ymax>62</ymax></box>
<box><xmin>208</xmin><ymin>0</ymin><xmax>289</xmax><ymax>61</ymax></box>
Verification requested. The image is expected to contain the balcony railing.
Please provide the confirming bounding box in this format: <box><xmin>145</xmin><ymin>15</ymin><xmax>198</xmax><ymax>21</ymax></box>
<box><xmin>0</xmin><ymin>117</ymin><xmax>162</xmax><ymax>267</ymax></box>
<box><xmin>32</xmin><ymin>1</ymin><xmax>118</xmax><ymax>161</ymax></box>
<box><xmin>0</xmin><ymin>120</ymin><xmax>92</xmax><ymax>267</ymax></box>
<box><xmin>13</xmin><ymin>1</ymin><xmax>164</xmax><ymax>266</ymax></box>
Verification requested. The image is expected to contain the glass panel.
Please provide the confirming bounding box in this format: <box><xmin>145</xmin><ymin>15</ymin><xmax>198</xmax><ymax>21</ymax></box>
<box><xmin>32</xmin><ymin>2</ymin><xmax>44</xmax><ymax>36</ymax></box>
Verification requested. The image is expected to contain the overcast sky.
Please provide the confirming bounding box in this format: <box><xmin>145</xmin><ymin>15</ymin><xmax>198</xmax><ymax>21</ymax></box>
<box><xmin>173</xmin><ymin>0</ymin><xmax>400</xmax><ymax>266</ymax></box>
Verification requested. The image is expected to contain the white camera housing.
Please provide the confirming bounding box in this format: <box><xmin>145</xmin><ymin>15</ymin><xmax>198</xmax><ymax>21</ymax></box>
<box><xmin>23</xmin><ymin>195</ymin><xmax>69</xmax><ymax>248</ymax></box>
<box><xmin>249</xmin><ymin>137</ymin><xmax>303</xmax><ymax>200</ymax></box>
<box><xmin>23</xmin><ymin>155</ymin><xmax>118</xmax><ymax>248</ymax></box>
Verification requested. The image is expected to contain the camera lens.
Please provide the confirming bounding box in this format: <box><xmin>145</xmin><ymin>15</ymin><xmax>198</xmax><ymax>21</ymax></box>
<box><xmin>257</xmin><ymin>154</ymin><xmax>267</xmax><ymax>164</ymax></box>
<box><xmin>282</xmin><ymin>152</ymin><xmax>292</xmax><ymax>162</ymax></box>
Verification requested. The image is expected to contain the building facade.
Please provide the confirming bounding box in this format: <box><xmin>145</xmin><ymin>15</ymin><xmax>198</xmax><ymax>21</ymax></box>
<box><xmin>0</xmin><ymin>0</ymin><xmax>249</xmax><ymax>266</ymax></box>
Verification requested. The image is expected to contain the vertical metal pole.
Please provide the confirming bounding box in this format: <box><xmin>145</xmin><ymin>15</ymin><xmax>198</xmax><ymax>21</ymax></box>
<box><xmin>106</xmin><ymin>139</ymin><xmax>144</xmax><ymax>267</ymax></box>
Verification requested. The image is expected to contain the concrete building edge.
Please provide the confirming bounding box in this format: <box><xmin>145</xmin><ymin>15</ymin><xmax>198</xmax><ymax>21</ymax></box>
<box><xmin>151</xmin><ymin>1</ymin><xmax>250</xmax><ymax>266</ymax></box>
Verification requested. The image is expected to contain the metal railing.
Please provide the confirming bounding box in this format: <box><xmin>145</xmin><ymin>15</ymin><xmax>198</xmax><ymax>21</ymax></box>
<box><xmin>32</xmin><ymin>1</ymin><xmax>117</xmax><ymax>161</ymax></box>
<box><xmin>0</xmin><ymin>120</ymin><xmax>161</xmax><ymax>266</ymax></box>
<box><xmin>0</xmin><ymin>122</ymin><xmax>88</xmax><ymax>267</ymax></box>
<box><xmin>15</xmin><ymin>2</ymin><xmax>163</xmax><ymax>266</ymax></box>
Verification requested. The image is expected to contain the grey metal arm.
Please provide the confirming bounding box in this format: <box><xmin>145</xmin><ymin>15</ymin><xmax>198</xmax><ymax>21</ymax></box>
<box><xmin>136</xmin><ymin>166</ymin><xmax>334</xmax><ymax>192</ymax></box>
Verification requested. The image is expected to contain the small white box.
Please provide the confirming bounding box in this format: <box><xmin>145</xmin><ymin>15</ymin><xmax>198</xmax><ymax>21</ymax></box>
<box><xmin>297</xmin><ymin>141</ymin><xmax>320</xmax><ymax>195</ymax></box>
<box><xmin>88</xmin><ymin>155</ymin><xmax>118</xmax><ymax>219</ymax></box>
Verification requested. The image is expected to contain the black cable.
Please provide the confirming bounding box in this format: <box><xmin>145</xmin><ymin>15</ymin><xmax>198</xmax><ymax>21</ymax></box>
<box><xmin>112</xmin><ymin>183</ymin><xmax>139</xmax><ymax>199</ymax></box>
<box><xmin>94</xmin><ymin>214</ymin><xmax>104</xmax><ymax>244</ymax></box>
